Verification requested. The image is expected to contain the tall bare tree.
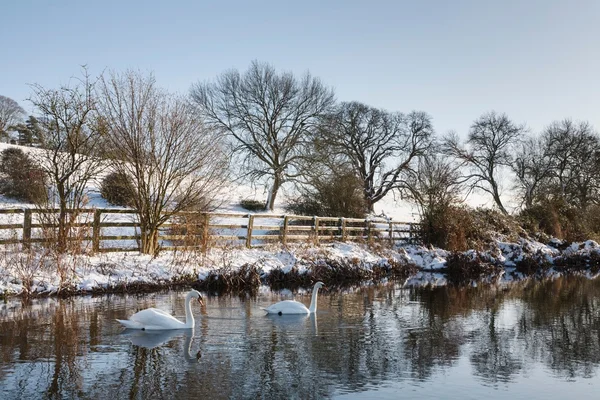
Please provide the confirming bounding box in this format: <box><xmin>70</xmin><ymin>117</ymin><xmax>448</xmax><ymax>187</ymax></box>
<box><xmin>190</xmin><ymin>61</ymin><xmax>335</xmax><ymax>210</ymax></box>
<box><xmin>0</xmin><ymin>95</ymin><xmax>25</xmax><ymax>139</ymax></box>
<box><xmin>443</xmin><ymin>111</ymin><xmax>525</xmax><ymax>214</ymax></box>
<box><xmin>28</xmin><ymin>69</ymin><xmax>104</xmax><ymax>253</ymax></box>
<box><xmin>542</xmin><ymin>119</ymin><xmax>600</xmax><ymax>209</ymax></box>
<box><xmin>511</xmin><ymin>135</ymin><xmax>554</xmax><ymax>208</ymax></box>
<box><xmin>98</xmin><ymin>70</ymin><xmax>229</xmax><ymax>255</ymax></box>
<box><xmin>404</xmin><ymin>154</ymin><xmax>464</xmax><ymax>217</ymax></box>
<box><xmin>317</xmin><ymin>101</ymin><xmax>433</xmax><ymax>212</ymax></box>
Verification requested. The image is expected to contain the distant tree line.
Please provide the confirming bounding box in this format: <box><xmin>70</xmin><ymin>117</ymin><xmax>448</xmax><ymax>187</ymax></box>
<box><xmin>0</xmin><ymin>61</ymin><xmax>599</xmax><ymax>254</ymax></box>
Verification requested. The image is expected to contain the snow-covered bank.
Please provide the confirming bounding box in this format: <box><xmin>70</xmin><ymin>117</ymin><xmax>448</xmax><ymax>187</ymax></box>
<box><xmin>1</xmin><ymin>237</ymin><xmax>600</xmax><ymax>297</ymax></box>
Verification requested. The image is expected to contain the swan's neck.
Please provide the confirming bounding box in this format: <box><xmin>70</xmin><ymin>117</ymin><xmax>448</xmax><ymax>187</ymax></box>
<box><xmin>308</xmin><ymin>287</ymin><xmax>320</xmax><ymax>313</ymax></box>
<box><xmin>184</xmin><ymin>293</ymin><xmax>195</xmax><ymax>328</ymax></box>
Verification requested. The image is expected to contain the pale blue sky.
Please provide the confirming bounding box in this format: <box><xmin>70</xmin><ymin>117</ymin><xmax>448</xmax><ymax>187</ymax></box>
<box><xmin>1</xmin><ymin>0</ymin><xmax>599</xmax><ymax>136</ymax></box>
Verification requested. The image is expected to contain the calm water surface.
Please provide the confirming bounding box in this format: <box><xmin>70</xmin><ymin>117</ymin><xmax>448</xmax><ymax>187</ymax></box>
<box><xmin>2</xmin><ymin>278</ymin><xmax>600</xmax><ymax>399</ymax></box>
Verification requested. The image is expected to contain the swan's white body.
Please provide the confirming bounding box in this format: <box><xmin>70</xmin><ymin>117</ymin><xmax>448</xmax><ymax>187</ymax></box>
<box><xmin>264</xmin><ymin>282</ymin><xmax>325</xmax><ymax>315</ymax></box>
<box><xmin>116</xmin><ymin>290</ymin><xmax>203</xmax><ymax>330</ymax></box>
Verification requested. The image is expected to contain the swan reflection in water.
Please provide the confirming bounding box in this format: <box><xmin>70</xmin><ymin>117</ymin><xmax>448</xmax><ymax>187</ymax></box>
<box><xmin>121</xmin><ymin>328</ymin><xmax>201</xmax><ymax>362</ymax></box>
<box><xmin>266</xmin><ymin>312</ymin><xmax>318</xmax><ymax>336</ymax></box>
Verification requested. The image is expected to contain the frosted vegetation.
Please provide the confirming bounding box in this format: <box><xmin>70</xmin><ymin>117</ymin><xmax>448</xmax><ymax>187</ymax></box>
<box><xmin>0</xmin><ymin>62</ymin><xmax>599</xmax><ymax>296</ymax></box>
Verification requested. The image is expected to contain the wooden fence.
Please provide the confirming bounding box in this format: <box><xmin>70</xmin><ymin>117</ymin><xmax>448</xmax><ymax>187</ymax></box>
<box><xmin>0</xmin><ymin>208</ymin><xmax>420</xmax><ymax>253</ymax></box>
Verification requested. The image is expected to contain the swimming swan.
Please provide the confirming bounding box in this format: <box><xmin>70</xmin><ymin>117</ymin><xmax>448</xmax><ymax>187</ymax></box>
<box><xmin>116</xmin><ymin>290</ymin><xmax>203</xmax><ymax>330</ymax></box>
<box><xmin>264</xmin><ymin>282</ymin><xmax>326</xmax><ymax>315</ymax></box>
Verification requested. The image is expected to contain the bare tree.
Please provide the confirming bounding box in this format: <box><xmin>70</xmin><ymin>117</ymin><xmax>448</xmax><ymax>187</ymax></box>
<box><xmin>511</xmin><ymin>135</ymin><xmax>554</xmax><ymax>209</ymax></box>
<box><xmin>317</xmin><ymin>101</ymin><xmax>433</xmax><ymax>212</ymax></box>
<box><xmin>190</xmin><ymin>61</ymin><xmax>335</xmax><ymax>210</ymax></box>
<box><xmin>28</xmin><ymin>69</ymin><xmax>104</xmax><ymax>253</ymax></box>
<box><xmin>98</xmin><ymin>70</ymin><xmax>229</xmax><ymax>255</ymax></box>
<box><xmin>404</xmin><ymin>153</ymin><xmax>464</xmax><ymax>217</ymax></box>
<box><xmin>403</xmin><ymin>153</ymin><xmax>465</xmax><ymax>247</ymax></box>
<box><xmin>0</xmin><ymin>95</ymin><xmax>25</xmax><ymax>138</ymax></box>
<box><xmin>542</xmin><ymin>119</ymin><xmax>600</xmax><ymax>209</ymax></box>
<box><xmin>443</xmin><ymin>111</ymin><xmax>525</xmax><ymax>214</ymax></box>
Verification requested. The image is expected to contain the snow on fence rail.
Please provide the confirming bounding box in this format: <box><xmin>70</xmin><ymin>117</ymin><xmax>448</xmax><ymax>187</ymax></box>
<box><xmin>0</xmin><ymin>208</ymin><xmax>420</xmax><ymax>252</ymax></box>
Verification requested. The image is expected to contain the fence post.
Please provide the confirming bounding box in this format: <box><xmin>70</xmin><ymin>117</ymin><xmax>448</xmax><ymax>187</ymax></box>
<box><xmin>366</xmin><ymin>219</ymin><xmax>372</xmax><ymax>242</ymax></box>
<box><xmin>389</xmin><ymin>220</ymin><xmax>394</xmax><ymax>246</ymax></box>
<box><xmin>92</xmin><ymin>209</ymin><xmax>101</xmax><ymax>253</ymax></box>
<box><xmin>202</xmin><ymin>213</ymin><xmax>210</xmax><ymax>254</ymax></box>
<box><xmin>340</xmin><ymin>218</ymin><xmax>346</xmax><ymax>241</ymax></box>
<box><xmin>23</xmin><ymin>209</ymin><xmax>32</xmax><ymax>250</ymax></box>
<box><xmin>246</xmin><ymin>214</ymin><xmax>254</xmax><ymax>248</ymax></box>
<box><xmin>313</xmin><ymin>216</ymin><xmax>319</xmax><ymax>244</ymax></box>
<box><xmin>282</xmin><ymin>215</ymin><xmax>289</xmax><ymax>245</ymax></box>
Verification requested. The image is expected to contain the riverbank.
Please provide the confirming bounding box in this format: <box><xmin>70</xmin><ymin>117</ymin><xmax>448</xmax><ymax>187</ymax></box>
<box><xmin>1</xmin><ymin>234</ymin><xmax>600</xmax><ymax>298</ymax></box>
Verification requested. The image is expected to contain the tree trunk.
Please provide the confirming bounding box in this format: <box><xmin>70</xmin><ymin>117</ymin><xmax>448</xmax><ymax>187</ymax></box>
<box><xmin>265</xmin><ymin>173</ymin><xmax>282</xmax><ymax>211</ymax></box>
<box><xmin>57</xmin><ymin>186</ymin><xmax>68</xmax><ymax>253</ymax></box>
<box><xmin>365</xmin><ymin>197</ymin><xmax>375</xmax><ymax>214</ymax></box>
<box><xmin>491</xmin><ymin>181</ymin><xmax>508</xmax><ymax>215</ymax></box>
<box><xmin>363</xmin><ymin>177</ymin><xmax>376</xmax><ymax>214</ymax></box>
<box><xmin>140</xmin><ymin>225</ymin><xmax>160</xmax><ymax>255</ymax></box>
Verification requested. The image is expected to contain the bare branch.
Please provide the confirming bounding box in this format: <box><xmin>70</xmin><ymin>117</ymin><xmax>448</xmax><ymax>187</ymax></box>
<box><xmin>98</xmin><ymin>70</ymin><xmax>229</xmax><ymax>255</ymax></box>
<box><xmin>0</xmin><ymin>95</ymin><xmax>26</xmax><ymax>137</ymax></box>
<box><xmin>442</xmin><ymin>111</ymin><xmax>525</xmax><ymax>214</ymax></box>
<box><xmin>191</xmin><ymin>61</ymin><xmax>335</xmax><ymax>210</ymax></box>
<box><xmin>27</xmin><ymin>67</ymin><xmax>104</xmax><ymax>252</ymax></box>
<box><xmin>313</xmin><ymin>101</ymin><xmax>434</xmax><ymax>212</ymax></box>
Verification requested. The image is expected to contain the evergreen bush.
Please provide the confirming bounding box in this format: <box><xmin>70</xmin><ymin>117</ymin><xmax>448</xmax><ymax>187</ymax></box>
<box><xmin>240</xmin><ymin>199</ymin><xmax>265</xmax><ymax>211</ymax></box>
<box><xmin>0</xmin><ymin>148</ymin><xmax>46</xmax><ymax>203</ymax></box>
<box><xmin>100</xmin><ymin>172</ymin><xmax>135</xmax><ymax>207</ymax></box>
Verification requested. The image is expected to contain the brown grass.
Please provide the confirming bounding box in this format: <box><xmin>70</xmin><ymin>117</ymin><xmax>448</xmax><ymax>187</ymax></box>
<box><xmin>519</xmin><ymin>201</ymin><xmax>600</xmax><ymax>243</ymax></box>
<box><xmin>194</xmin><ymin>263</ymin><xmax>262</xmax><ymax>293</ymax></box>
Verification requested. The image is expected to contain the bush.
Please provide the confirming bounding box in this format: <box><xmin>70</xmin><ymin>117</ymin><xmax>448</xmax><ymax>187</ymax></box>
<box><xmin>195</xmin><ymin>263</ymin><xmax>262</xmax><ymax>293</ymax></box>
<box><xmin>167</xmin><ymin>197</ymin><xmax>216</xmax><ymax>250</ymax></box>
<box><xmin>240</xmin><ymin>199</ymin><xmax>265</xmax><ymax>211</ymax></box>
<box><xmin>519</xmin><ymin>199</ymin><xmax>600</xmax><ymax>242</ymax></box>
<box><xmin>0</xmin><ymin>148</ymin><xmax>46</xmax><ymax>203</ymax></box>
<box><xmin>285</xmin><ymin>196</ymin><xmax>324</xmax><ymax>216</ymax></box>
<box><xmin>419</xmin><ymin>206</ymin><xmax>528</xmax><ymax>251</ymax></box>
<box><xmin>419</xmin><ymin>205</ymin><xmax>476</xmax><ymax>251</ymax></box>
<box><xmin>100</xmin><ymin>172</ymin><xmax>135</xmax><ymax>207</ymax></box>
<box><xmin>286</xmin><ymin>172</ymin><xmax>366</xmax><ymax>218</ymax></box>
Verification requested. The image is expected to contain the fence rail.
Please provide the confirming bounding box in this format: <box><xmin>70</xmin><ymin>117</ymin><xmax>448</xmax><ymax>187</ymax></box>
<box><xmin>0</xmin><ymin>208</ymin><xmax>420</xmax><ymax>253</ymax></box>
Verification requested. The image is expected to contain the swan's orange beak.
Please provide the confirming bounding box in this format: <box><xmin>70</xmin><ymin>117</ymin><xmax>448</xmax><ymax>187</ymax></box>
<box><xmin>198</xmin><ymin>297</ymin><xmax>204</xmax><ymax>306</ymax></box>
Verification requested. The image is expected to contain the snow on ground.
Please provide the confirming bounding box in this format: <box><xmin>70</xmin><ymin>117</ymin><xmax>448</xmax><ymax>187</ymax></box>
<box><xmin>1</xmin><ymin>237</ymin><xmax>599</xmax><ymax>296</ymax></box>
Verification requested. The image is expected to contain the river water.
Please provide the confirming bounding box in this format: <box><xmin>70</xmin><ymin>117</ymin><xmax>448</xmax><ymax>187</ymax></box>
<box><xmin>1</xmin><ymin>278</ymin><xmax>600</xmax><ymax>399</ymax></box>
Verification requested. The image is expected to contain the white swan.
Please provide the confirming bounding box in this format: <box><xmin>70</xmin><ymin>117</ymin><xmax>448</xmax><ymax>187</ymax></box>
<box><xmin>264</xmin><ymin>282</ymin><xmax>326</xmax><ymax>315</ymax></box>
<box><xmin>116</xmin><ymin>289</ymin><xmax>203</xmax><ymax>330</ymax></box>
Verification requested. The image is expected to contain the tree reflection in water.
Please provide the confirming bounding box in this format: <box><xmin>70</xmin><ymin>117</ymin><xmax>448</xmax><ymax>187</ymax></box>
<box><xmin>1</xmin><ymin>278</ymin><xmax>600</xmax><ymax>398</ymax></box>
